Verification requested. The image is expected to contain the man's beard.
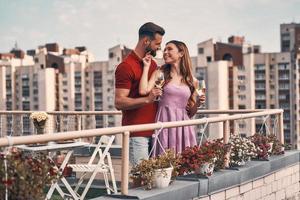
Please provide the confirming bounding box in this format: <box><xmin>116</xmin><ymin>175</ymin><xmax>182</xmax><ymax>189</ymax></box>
<box><xmin>145</xmin><ymin>45</ymin><xmax>156</xmax><ymax>57</ymax></box>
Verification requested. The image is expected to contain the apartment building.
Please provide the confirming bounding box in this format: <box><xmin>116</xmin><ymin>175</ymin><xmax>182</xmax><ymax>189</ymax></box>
<box><xmin>249</xmin><ymin>52</ymin><xmax>297</xmax><ymax>145</ymax></box>
<box><xmin>280</xmin><ymin>23</ymin><xmax>300</xmax><ymax>53</ymax></box>
<box><xmin>195</xmin><ymin>37</ymin><xmax>256</xmax><ymax>138</ymax></box>
<box><xmin>0</xmin><ymin>43</ymin><xmax>132</xmax><ymax>143</ymax></box>
<box><xmin>193</xmin><ymin>25</ymin><xmax>300</xmax><ymax>146</ymax></box>
<box><xmin>280</xmin><ymin>23</ymin><xmax>300</xmax><ymax>147</ymax></box>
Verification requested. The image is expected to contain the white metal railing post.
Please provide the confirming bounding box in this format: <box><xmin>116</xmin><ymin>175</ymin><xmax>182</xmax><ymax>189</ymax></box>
<box><xmin>223</xmin><ymin>120</ymin><xmax>230</xmax><ymax>168</ymax></box>
<box><xmin>121</xmin><ymin>131</ymin><xmax>130</xmax><ymax>195</ymax></box>
<box><xmin>76</xmin><ymin>115</ymin><xmax>81</xmax><ymax>131</ymax></box>
<box><xmin>278</xmin><ymin>112</ymin><xmax>284</xmax><ymax>145</ymax></box>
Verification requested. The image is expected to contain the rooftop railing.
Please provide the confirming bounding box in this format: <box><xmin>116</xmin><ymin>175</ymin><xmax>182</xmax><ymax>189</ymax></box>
<box><xmin>0</xmin><ymin>109</ymin><xmax>285</xmax><ymax>195</ymax></box>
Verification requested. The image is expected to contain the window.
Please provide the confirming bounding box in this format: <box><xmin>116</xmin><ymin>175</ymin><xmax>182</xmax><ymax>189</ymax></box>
<box><xmin>109</xmin><ymin>52</ymin><xmax>114</xmax><ymax>58</ymax></box>
<box><xmin>256</xmin><ymin>104</ymin><xmax>266</xmax><ymax>109</ymax></box>
<box><xmin>238</xmin><ymin>75</ymin><xmax>246</xmax><ymax>80</ymax></box>
<box><xmin>22</xmin><ymin>102</ymin><xmax>30</xmax><ymax>110</ymax></box>
<box><xmin>279</xmin><ymin>83</ymin><xmax>289</xmax><ymax>89</ymax></box>
<box><xmin>238</xmin><ymin>85</ymin><xmax>246</xmax><ymax>91</ymax></box>
<box><xmin>281</xmin><ymin>40</ymin><xmax>290</xmax><ymax>51</ymax></box>
<box><xmin>256</xmin><ymin>94</ymin><xmax>266</xmax><ymax>100</ymax></box>
<box><xmin>255</xmin><ymin>64</ymin><xmax>265</xmax><ymax>70</ymax></box>
<box><xmin>75</xmin><ymin>71</ymin><xmax>81</xmax><ymax>77</ymax></box>
<box><xmin>198</xmin><ymin>48</ymin><xmax>204</xmax><ymax>54</ymax></box>
<box><xmin>281</xmin><ymin>32</ymin><xmax>290</xmax><ymax>39</ymax></box>
<box><xmin>278</xmin><ymin>63</ymin><xmax>290</xmax><ymax>70</ymax></box>
<box><xmin>63</xmin><ymin>105</ymin><xmax>68</xmax><ymax>110</ymax></box>
<box><xmin>238</xmin><ymin>95</ymin><xmax>246</xmax><ymax>100</ymax></box>
<box><xmin>22</xmin><ymin>87</ymin><xmax>30</xmax><ymax>97</ymax></box>
<box><xmin>206</xmin><ymin>56</ymin><xmax>212</xmax><ymax>62</ymax></box>
<box><xmin>238</xmin><ymin>105</ymin><xmax>246</xmax><ymax>109</ymax></box>
<box><xmin>256</xmin><ymin>83</ymin><xmax>265</xmax><ymax>89</ymax></box>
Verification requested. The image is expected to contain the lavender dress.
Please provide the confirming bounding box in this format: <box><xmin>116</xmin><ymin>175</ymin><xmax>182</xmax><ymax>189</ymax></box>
<box><xmin>152</xmin><ymin>83</ymin><xmax>197</xmax><ymax>156</ymax></box>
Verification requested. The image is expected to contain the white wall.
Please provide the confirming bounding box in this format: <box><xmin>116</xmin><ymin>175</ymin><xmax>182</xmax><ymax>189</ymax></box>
<box><xmin>207</xmin><ymin>61</ymin><xmax>229</xmax><ymax>139</ymax></box>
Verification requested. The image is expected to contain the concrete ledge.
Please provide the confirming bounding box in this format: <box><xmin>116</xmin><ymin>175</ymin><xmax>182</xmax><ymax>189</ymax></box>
<box><xmin>178</xmin><ymin>150</ymin><xmax>299</xmax><ymax>197</ymax></box>
<box><xmin>95</xmin><ymin>180</ymin><xmax>199</xmax><ymax>200</ymax></box>
<box><xmin>92</xmin><ymin>150</ymin><xmax>300</xmax><ymax>200</ymax></box>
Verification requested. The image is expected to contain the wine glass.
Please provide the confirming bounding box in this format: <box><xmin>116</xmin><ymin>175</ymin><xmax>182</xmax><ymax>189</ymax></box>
<box><xmin>154</xmin><ymin>71</ymin><xmax>165</xmax><ymax>101</ymax></box>
<box><xmin>196</xmin><ymin>80</ymin><xmax>206</xmax><ymax>108</ymax></box>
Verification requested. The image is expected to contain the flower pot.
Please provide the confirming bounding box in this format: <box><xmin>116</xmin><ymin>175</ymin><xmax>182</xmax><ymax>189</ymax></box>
<box><xmin>33</xmin><ymin>119</ymin><xmax>46</xmax><ymax>134</ymax></box>
<box><xmin>195</xmin><ymin>162</ymin><xmax>214</xmax><ymax>176</ymax></box>
<box><xmin>230</xmin><ymin>159</ymin><xmax>246</xmax><ymax>167</ymax></box>
<box><xmin>268</xmin><ymin>142</ymin><xmax>273</xmax><ymax>153</ymax></box>
<box><xmin>153</xmin><ymin>166</ymin><xmax>173</xmax><ymax>189</ymax></box>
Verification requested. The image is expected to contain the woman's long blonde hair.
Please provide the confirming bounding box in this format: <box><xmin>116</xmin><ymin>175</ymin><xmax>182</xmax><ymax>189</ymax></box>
<box><xmin>162</xmin><ymin>40</ymin><xmax>195</xmax><ymax>106</ymax></box>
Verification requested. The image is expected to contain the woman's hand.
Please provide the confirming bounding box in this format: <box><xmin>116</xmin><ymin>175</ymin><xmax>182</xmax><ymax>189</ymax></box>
<box><xmin>142</xmin><ymin>54</ymin><xmax>152</xmax><ymax>68</ymax></box>
<box><xmin>186</xmin><ymin>94</ymin><xmax>206</xmax><ymax>118</ymax></box>
<box><xmin>198</xmin><ymin>94</ymin><xmax>206</xmax><ymax>106</ymax></box>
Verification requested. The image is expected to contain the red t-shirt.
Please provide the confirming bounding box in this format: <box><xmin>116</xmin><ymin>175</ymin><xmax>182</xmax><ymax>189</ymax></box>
<box><xmin>115</xmin><ymin>51</ymin><xmax>158</xmax><ymax>137</ymax></box>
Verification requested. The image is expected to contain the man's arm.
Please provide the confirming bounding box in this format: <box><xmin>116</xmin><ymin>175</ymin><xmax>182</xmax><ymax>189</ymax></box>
<box><xmin>115</xmin><ymin>88</ymin><xmax>162</xmax><ymax>110</ymax></box>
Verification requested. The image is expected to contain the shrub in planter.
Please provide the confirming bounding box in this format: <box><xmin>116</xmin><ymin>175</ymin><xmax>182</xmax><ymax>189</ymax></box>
<box><xmin>0</xmin><ymin>148</ymin><xmax>59</xmax><ymax>200</ymax></box>
<box><xmin>250</xmin><ymin>133</ymin><xmax>272</xmax><ymax>160</ymax></box>
<box><xmin>229</xmin><ymin>135</ymin><xmax>257</xmax><ymax>167</ymax></box>
<box><xmin>30</xmin><ymin>111</ymin><xmax>49</xmax><ymax>135</ymax></box>
<box><xmin>179</xmin><ymin>140</ymin><xmax>222</xmax><ymax>176</ymax></box>
<box><xmin>130</xmin><ymin>149</ymin><xmax>179</xmax><ymax>190</ymax></box>
<box><xmin>209</xmin><ymin>138</ymin><xmax>231</xmax><ymax>170</ymax></box>
<box><xmin>267</xmin><ymin>134</ymin><xmax>285</xmax><ymax>155</ymax></box>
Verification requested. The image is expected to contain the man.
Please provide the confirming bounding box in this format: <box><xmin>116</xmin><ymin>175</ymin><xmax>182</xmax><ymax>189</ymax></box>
<box><xmin>115</xmin><ymin>22</ymin><xmax>165</xmax><ymax>165</ymax></box>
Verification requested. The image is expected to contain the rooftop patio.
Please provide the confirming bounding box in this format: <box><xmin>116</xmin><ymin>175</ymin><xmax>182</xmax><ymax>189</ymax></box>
<box><xmin>0</xmin><ymin>109</ymin><xmax>299</xmax><ymax>200</ymax></box>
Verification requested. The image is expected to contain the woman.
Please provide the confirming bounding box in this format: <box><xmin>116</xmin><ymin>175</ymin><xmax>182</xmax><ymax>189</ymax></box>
<box><xmin>139</xmin><ymin>40</ymin><xmax>205</xmax><ymax>156</ymax></box>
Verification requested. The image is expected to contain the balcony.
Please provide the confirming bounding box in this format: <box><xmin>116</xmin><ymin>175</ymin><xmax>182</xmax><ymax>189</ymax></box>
<box><xmin>0</xmin><ymin>110</ymin><xmax>299</xmax><ymax>200</ymax></box>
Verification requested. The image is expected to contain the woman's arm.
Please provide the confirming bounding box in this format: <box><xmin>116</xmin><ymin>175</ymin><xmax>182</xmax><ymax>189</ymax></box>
<box><xmin>187</xmin><ymin>78</ymin><xmax>206</xmax><ymax>118</ymax></box>
<box><xmin>139</xmin><ymin>55</ymin><xmax>159</xmax><ymax>95</ymax></box>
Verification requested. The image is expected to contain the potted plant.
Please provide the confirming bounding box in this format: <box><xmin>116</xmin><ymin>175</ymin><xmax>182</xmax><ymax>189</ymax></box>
<box><xmin>209</xmin><ymin>138</ymin><xmax>231</xmax><ymax>171</ymax></box>
<box><xmin>267</xmin><ymin>134</ymin><xmax>285</xmax><ymax>155</ymax></box>
<box><xmin>179</xmin><ymin>140</ymin><xmax>219</xmax><ymax>176</ymax></box>
<box><xmin>0</xmin><ymin>147</ymin><xmax>59</xmax><ymax>200</ymax></box>
<box><xmin>229</xmin><ymin>135</ymin><xmax>257</xmax><ymax>167</ymax></box>
<box><xmin>30</xmin><ymin>111</ymin><xmax>49</xmax><ymax>135</ymax></box>
<box><xmin>250</xmin><ymin>134</ymin><xmax>272</xmax><ymax>160</ymax></box>
<box><xmin>130</xmin><ymin>149</ymin><xmax>179</xmax><ymax>190</ymax></box>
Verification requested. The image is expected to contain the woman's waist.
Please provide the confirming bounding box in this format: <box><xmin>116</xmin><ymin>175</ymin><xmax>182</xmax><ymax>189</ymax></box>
<box><xmin>158</xmin><ymin>102</ymin><xmax>188</xmax><ymax>109</ymax></box>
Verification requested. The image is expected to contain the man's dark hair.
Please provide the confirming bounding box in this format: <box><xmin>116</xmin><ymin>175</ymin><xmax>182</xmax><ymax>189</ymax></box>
<box><xmin>138</xmin><ymin>22</ymin><xmax>165</xmax><ymax>40</ymax></box>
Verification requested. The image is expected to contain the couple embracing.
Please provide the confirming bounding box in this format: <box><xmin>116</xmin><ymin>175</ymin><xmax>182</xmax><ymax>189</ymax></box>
<box><xmin>115</xmin><ymin>22</ymin><xmax>205</xmax><ymax>166</ymax></box>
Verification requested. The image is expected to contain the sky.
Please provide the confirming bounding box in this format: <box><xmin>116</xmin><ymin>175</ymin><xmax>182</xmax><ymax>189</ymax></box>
<box><xmin>0</xmin><ymin>0</ymin><xmax>300</xmax><ymax>61</ymax></box>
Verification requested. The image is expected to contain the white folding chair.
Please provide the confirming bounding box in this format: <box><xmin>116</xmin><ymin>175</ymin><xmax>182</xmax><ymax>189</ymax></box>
<box><xmin>69</xmin><ymin>135</ymin><xmax>117</xmax><ymax>199</ymax></box>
